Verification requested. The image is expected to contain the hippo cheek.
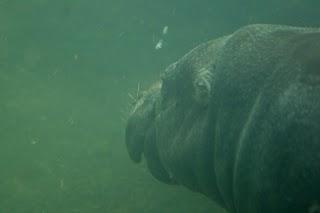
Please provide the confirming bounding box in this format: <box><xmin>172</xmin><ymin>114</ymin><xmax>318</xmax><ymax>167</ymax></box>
<box><xmin>143</xmin><ymin>124</ymin><xmax>176</xmax><ymax>185</ymax></box>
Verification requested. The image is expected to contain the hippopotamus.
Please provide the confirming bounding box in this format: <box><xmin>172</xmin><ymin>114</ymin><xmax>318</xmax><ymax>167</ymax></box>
<box><xmin>125</xmin><ymin>24</ymin><xmax>320</xmax><ymax>213</ymax></box>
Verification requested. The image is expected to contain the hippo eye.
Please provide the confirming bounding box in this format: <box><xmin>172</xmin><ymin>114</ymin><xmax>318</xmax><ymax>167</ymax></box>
<box><xmin>193</xmin><ymin>67</ymin><xmax>213</xmax><ymax>106</ymax></box>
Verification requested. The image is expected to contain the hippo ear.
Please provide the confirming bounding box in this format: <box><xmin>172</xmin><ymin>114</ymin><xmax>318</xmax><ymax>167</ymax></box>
<box><xmin>192</xmin><ymin>67</ymin><xmax>213</xmax><ymax>106</ymax></box>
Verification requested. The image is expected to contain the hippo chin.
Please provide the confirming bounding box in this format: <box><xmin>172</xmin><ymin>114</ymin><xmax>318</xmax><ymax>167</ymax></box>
<box><xmin>125</xmin><ymin>24</ymin><xmax>320</xmax><ymax>213</ymax></box>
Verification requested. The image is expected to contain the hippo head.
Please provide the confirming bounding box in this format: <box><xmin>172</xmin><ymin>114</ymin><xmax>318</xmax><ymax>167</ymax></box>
<box><xmin>125</xmin><ymin>24</ymin><xmax>320</xmax><ymax>213</ymax></box>
<box><xmin>125</xmin><ymin>39</ymin><xmax>224</xmax><ymax>189</ymax></box>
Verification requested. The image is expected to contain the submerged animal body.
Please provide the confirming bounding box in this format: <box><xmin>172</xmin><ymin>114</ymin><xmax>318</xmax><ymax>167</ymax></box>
<box><xmin>125</xmin><ymin>24</ymin><xmax>320</xmax><ymax>213</ymax></box>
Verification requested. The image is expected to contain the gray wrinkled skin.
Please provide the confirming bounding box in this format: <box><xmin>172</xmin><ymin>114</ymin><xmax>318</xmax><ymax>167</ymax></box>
<box><xmin>125</xmin><ymin>24</ymin><xmax>320</xmax><ymax>213</ymax></box>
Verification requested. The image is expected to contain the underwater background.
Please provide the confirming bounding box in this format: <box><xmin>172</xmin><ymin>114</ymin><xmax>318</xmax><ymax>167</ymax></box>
<box><xmin>0</xmin><ymin>0</ymin><xmax>319</xmax><ymax>212</ymax></box>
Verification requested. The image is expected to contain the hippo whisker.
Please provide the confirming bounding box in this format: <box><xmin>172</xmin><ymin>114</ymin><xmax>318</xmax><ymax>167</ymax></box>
<box><xmin>128</xmin><ymin>82</ymin><xmax>143</xmax><ymax>106</ymax></box>
<box><xmin>136</xmin><ymin>82</ymin><xmax>141</xmax><ymax>99</ymax></box>
<box><xmin>120</xmin><ymin>103</ymin><xmax>135</xmax><ymax>123</ymax></box>
<box><xmin>128</xmin><ymin>92</ymin><xmax>137</xmax><ymax>102</ymax></box>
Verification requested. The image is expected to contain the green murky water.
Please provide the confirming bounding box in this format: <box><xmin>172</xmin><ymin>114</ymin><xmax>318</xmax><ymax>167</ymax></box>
<box><xmin>0</xmin><ymin>1</ymin><xmax>319</xmax><ymax>212</ymax></box>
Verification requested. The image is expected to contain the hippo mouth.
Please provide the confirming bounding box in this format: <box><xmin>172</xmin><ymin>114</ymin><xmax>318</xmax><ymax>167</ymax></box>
<box><xmin>125</xmin><ymin>82</ymin><xmax>176</xmax><ymax>184</ymax></box>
